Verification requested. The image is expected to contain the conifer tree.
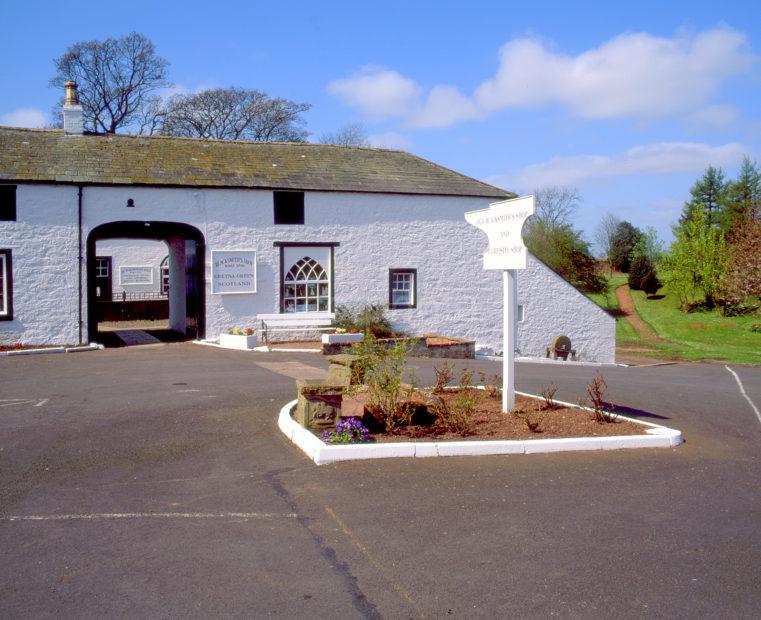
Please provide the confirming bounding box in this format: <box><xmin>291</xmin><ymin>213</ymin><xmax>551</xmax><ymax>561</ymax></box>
<box><xmin>678</xmin><ymin>166</ymin><xmax>726</xmax><ymax>233</ymax></box>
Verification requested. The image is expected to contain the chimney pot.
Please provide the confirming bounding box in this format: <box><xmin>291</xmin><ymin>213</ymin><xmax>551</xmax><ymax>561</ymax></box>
<box><xmin>63</xmin><ymin>81</ymin><xmax>84</xmax><ymax>135</ymax></box>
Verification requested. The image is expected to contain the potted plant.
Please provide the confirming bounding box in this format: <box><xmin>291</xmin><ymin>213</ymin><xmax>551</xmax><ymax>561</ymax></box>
<box><xmin>219</xmin><ymin>326</ymin><xmax>258</xmax><ymax>350</ymax></box>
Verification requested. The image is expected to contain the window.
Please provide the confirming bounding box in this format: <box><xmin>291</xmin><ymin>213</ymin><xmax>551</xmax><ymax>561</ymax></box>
<box><xmin>95</xmin><ymin>258</ymin><xmax>110</xmax><ymax>278</ymax></box>
<box><xmin>283</xmin><ymin>256</ymin><xmax>330</xmax><ymax>312</ymax></box>
<box><xmin>0</xmin><ymin>185</ymin><xmax>16</xmax><ymax>221</ymax></box>
<box><xmin>160</xmin><ymin>256</ymin><xmax>169</xmax><ymax>295</ymax></box>
<box><xmin>0</xmin><ymin>249</ymin><xmax>12</xmax><ymax>320</ymax></box>
<box><xmin>273</xmin><ymin>191</ymin><xmax>304</xmax><ymax>225</ymax></box>
<box><xmin>389</xmin><ymin>269</ymin><xmax>416</xmax><ymax>309</ymax></box>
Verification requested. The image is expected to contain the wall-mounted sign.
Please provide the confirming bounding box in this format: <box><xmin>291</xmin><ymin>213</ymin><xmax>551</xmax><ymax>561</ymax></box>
<box><xmin>119</xmin><ymin>265</ymin><xmax>154</xmax><ymax>286</ymax></box>
<box><xmin>464</xmin><ymin>195</ymin><xmax>535</xmax><ymax>270</ymax></box>
<box><xmin>211</xmin><ymin>250</ymin><xmax>257</xmax><ymax>295</ymax></box>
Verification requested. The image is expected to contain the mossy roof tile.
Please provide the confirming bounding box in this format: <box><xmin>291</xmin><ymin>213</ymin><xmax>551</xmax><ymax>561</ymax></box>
<box><xmin>0</xmin><ymin>127</ymin><xmax>511</xmax><ymax>198</ymax></box>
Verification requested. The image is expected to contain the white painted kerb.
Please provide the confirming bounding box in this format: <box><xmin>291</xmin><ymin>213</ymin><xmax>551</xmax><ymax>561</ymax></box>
<box><xmin>277</xmin><ymin>394</ymin><xmax>684</xmax><ymax>466</ymax></box>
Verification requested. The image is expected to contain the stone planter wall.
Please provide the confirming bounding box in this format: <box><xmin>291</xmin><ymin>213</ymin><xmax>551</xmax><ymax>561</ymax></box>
<box><xmin>219</xmin><ymin>332</ymin><xmax>258</xmax><ymax>350</ymax></box>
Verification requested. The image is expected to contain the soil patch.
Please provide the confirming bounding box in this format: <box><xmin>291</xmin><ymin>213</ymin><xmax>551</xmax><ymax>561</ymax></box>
<box><xmin>332</xmin><ymin>389</ymin><xmax>647</xmax><ymax>442</ymax></box>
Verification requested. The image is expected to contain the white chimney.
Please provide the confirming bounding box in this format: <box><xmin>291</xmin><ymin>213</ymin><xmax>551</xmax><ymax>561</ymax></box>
<box><xmin>63</xmin><ymin>80</ymin><xmax>84</xmax><ymax>135</ymax></box>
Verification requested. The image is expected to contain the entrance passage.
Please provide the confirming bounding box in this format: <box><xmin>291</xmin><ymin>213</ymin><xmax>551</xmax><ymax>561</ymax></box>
<box><xmin>87</xmin><ymin>221</ymin><xmax>205</xmax><ymax>346</ymax></box>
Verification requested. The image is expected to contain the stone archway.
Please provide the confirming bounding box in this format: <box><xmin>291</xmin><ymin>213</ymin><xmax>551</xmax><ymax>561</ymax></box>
<box><xmin>86</xmin><ymin>221</ymin><xmax>205</xmax><ymax>345</ymax></box>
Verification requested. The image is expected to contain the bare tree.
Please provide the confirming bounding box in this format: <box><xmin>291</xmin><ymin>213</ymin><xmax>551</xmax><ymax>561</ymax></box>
<box><xmin>158</xmin><ymin>88</ymin><xmax>310</xmax><ymax>142</ymax></box>
<box><xmin>531</xmin><ymin>186</ymin><xmax>581</xmax><ymax>230</ymax></box>
<box><xmin>50</xmin><ymin>32</ymin><xmax>170</xmax><ymax>133</ymax></box>
<box><xmin>319</xmin><ymin>123</ymin><xmax>370</xmax><ymax>147</ymax></box>
<box><xmin>594</xmin><ymin>212</ymin><xmax>621</xmax><ymax>269</ymax></box>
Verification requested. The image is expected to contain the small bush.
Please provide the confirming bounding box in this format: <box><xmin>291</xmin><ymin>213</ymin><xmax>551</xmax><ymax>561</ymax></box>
<box><xmin>359</xmin><ymin>337</ymin><xmax>415</xmax><ymax>432</ymax></box>
<box><xmin>640</xmin><ymin>271</ymin><xmax>662</xmax><ymax>296</ymax></box>
<box><xmin>540</xmin><ymin>384</ymin><xmax>559</xmax><ymax>410</ymax></box>
<box><xmin>580</xmin><ymin>373</ymin><xmax>617</xmax><ymax>423</ymax></box>
<box><xmin>335</xmin><ymin>303</ymin><xmax>394</xmax><ymax>338</ymax></box>
<box><xmin>478</xmin><ymin>371</ymin><xmax>502</xmax><ymax>399</ymax></box>
<box><xmin>459</xmin><ymin>367</ymin><xmax>474</xmax><ymax>389</ymax></box>
<box><xmin>720</xmin><ymin>301</ymin><xmax>760</xmax><ymax>317</ymax></box>
<box><xmin>431</xmin><ymin>389</ymin><xmax>478</xmax><ymax>435</ymax></box>
<box><xmin>628</xmin><ymin>255</ymin><xmax>654</xmax><ymax>291</ymax></box>
<box><xmin>433</xmin><ymin>361</ymin><xmax>456</xmax><ymax>393</ymax></box>
<box><xmin>322</xmin><ymin>418</ymin><xmax>370</xmax><ymax>444</ymax></box>
<box><xmin>750</xmin><ymin>324</ymin><xmax>761</xmax><ymax>333</ymax></box>
<box><xmin>514</xmin><ymin>408</ymin><xmax>545</xmax><ymax>433</ymax></box>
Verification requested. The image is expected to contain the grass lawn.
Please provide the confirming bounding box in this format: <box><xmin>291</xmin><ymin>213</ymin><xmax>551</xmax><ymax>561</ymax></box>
<box><xmin>629</xmin><ymin>287</ymin><xmax>761</xmax><ymax>365</ymax></box>
<box><xmin>587</xmin><ymin>273</ymin><xmax>761</xmax><ymax>365</ymax></box>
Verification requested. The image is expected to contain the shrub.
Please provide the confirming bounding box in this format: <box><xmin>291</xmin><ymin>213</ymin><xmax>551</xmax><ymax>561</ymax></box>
<box><xmin>580</xmin><ymin>373</ymin><xmax>617</xmax><ymax>423</ymax></box>
<box><xmin>540</xmin><ymin>384</ymin><xmax>559</xmax><ymax>410</ymax></box>
<box><xmin>359</xmin><ymin>337</ymin><xmax>415</xmax><ymax>432</ymax></box>
<box><xmin>431</xmin><ymin>389</ymin><xmax>478</xmax><ymax>435</ymax></box>
<box><xmin>478</xmin><ymin>371</ymin><xmax>502</xmax><ymax>399</ymax></box>
<box><xmin>640</xmin><ymin>270</ymin><xmax>662</xmax><ymax>296</ymax></box>
<box><xmin>628</xmin><ymin>254</ymin><xmax>654</xmax><ymax>291</ymax></box>
<box><xmin>750</xmin><ymin>324</ymin><xmax>761</xmax><ymax>333</ymax></box>
<box><xmin>322</xmin><ymin>418</ymin><xmax>370</xmax><ymax>444</ymax></box>
<box><xmin>335</xmin><ymin>303</ymin><xmax>394</xmax><ymax>338</ymax></box>
<box><xmin>433</xmin><ymin>361</ymin><xmax>456</xmax><ymax>393</ymax></box>
<box><xmin>459</xmin><ymin>367</ymin><xmax>474</xmax><ymax>389</ymax></box>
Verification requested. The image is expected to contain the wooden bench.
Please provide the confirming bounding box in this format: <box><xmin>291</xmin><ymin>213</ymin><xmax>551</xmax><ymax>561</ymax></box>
<box><xmin>256</xmin><ymin>312</ymin><xmax>335</xmax><ymax>345</ymax></box>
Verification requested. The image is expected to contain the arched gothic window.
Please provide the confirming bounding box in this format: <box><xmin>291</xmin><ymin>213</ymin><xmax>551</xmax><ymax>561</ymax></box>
<box><xmin>160</xmin><ymin>256</ymin><xmax>169</xmax><ymax>296</ymax></box>
<box><xmin>283</xmin><ymin>256</ymin><xmax>329</xmax><ymax>312</ymax></box>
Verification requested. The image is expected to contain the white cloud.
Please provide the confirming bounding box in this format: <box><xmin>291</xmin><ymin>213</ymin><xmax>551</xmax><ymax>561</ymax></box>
<box><xmin>367</xmin><ymin>131</ymin><xmax>413</xmax><ymax>150</ymax></box>
<box><xmin>328</xmin><ymin>26</ymin><xmax>755</xmax><ymax>128</ymax></box>
<box><xmin>0</xmin><ymin>107</ymin><xmax>48</xmax><ymax>128</ymax></box>
<box><xmin>327</xmin><ymin>68</ymin><xmax>421</xmax><ymax>120</ymax></box>
<box><xmin>489</xmin><ymin>142</ymin><xmax>746</xmax><ymax>189</ymax></box>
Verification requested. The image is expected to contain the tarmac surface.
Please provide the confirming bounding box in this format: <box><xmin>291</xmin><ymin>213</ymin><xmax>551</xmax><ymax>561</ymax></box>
<box><xmin>1</xmin><ymin>344</ymin><xmax>760</xmax><ymax>618</ymax></box>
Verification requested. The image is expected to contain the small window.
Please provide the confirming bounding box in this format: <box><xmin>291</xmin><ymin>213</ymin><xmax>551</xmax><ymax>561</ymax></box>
<box><xmin>273</xmin><ymin>191</ymin><xmax>304</xmax><ymax>225</ymax></box>
<box><xmin>518</xmin><ymin>304</ymin><xmax>525</xmax><ymax>322</ymax></box>
<box><xmin>0</xmin><ymin>185</ymin><xmax>17</xmax><ymax>221</ymax></box>
<box><xmin>160</xmin><ymin>256</ymin><xmax>169</xmax><ymax>295</ymax></box>
<box><xmin>95</xmin><ymin>258</ymin><xmax>110</xmax><ymax>278</ymax></box>
<box><xmin>0</xmin><ymin>249</ymin><xmax>12</xmax><ymax>320</ymax></box>
<box><xmin>389</xmin><ymin>269</ymin><xmax>416</xmax><ymax>309</ymax></box>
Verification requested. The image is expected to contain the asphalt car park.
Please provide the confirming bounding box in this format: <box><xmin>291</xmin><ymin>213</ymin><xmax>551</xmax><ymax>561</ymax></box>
<box><xmin>1</xmin><ymin>344</ymin><xmax>760</xmax><ymax>618</ymax></box>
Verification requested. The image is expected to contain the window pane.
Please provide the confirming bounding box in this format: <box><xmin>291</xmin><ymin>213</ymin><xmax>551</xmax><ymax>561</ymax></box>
<box><xmin>307</xmin><ymin>283</ymin><xmax>317</xmax><ymax>296</ymax></box>
<box><xmin>392</xmin><ymin>290</ymin><xmax>410</xmax><ymax>305</ymax></box>
<box><xmin>0</xmin><ymin>255</ymin><xmax>5</xmax><ymax>314</ymax></box>
<box><xmin>318</xmin><ymin>298</ymin><xmax>328</xmax><ymax>311</ymax></box>
<box><xmin>319</xmin><ymin>283</ymin><xmax>328</xmax><ymax>296</ymax></box>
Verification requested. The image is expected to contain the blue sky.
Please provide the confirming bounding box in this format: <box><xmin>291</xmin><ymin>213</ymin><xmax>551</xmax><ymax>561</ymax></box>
<box><xmin>2</xmin><ymin>0</ymin><xmax>759</xmax><ymax>246</ymax></box>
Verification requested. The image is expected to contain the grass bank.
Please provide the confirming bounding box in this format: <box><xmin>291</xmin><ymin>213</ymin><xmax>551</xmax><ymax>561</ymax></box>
<box><xmin>587</xmin><ymin>275</ymin><xmax>761</xmax><ymax>365</ymax></box>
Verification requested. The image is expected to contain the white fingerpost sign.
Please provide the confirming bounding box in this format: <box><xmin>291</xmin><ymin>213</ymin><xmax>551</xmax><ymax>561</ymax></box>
<box><xmin>465</xmin><ymin>195</ymin><xmax>535</xmax><ymax>412</ymax></box>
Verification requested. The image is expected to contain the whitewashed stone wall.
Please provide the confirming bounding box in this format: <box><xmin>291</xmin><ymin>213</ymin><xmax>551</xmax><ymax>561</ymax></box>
<box><xmin>0</xmin><ymin>184</ymin><xmax>80</xmax><ymax>345</ymax></box>
<box><xmin>96</xmin><ymin>239</ymin><xmax>167</xmax><ymax>295</ymax></box>
<box><xmin>1</xmin><ymin>183</ymin><xmax>615</xmax><ymax>362</ymax></box>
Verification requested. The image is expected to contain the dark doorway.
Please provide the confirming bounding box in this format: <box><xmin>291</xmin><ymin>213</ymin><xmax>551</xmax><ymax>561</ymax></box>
<box><xmin>87</xmin><ymin>221</ymin><xmax>205</xmax><ymax>346</ymax></box>
<box><xmin>94</xmin><ymin>256</ymin><xmax>113</xmax><ymax>301</ymax></box>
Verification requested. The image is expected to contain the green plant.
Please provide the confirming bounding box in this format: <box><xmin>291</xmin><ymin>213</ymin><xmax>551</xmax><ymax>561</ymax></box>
<box><xmin>478</xmin><ymin>371</ymin><xmax>502</xmax><ymax>399</ymax></box>
<box><xmin>581</xmin><ymin>373</ymin><xmax>617</xmax><ymax>423</ymax></box>
<box><xmin>433</xmin><ymin>361</ymin><xmax>456</xmax><ymax>393</ymax></box>
<box><xmin>322</xmin><ymin>418</ymin><xmax>370</xmax><ymax>444</ymax></box>
<box><xmin>336</xmin><ymin>303</ymin><xmax>394</xmax><ymax>338</ymax></box>
<box><xmin>540</xmin><ymin>384</ymin><xmax>559</xmax><ymax>410</ymax></box>
<box><xmin>359</xmin><ymin>337</ymin><xmax>415</xmax><ymax>432</ymax></box>
<box><xmin>459</xmin><ymin>367</ymin><xmax>474</xmax><ymax>388</ymax></box>
<box><xmin>640</xmin><ymin>270</ymin><xmax>662</xmax><ymax>296</ymax></box>
<box><xmin>750</xmin><ymin>324</ymin><xmax>761</xmax><ymax>333</ymax></box>
<box><xmin>431</xmin><ymin>389</ymin><xmax>478</xmax><ymax>435</ymax></box>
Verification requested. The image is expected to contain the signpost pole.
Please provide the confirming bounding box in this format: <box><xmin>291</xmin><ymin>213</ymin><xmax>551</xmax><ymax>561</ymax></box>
<box><xmin>503</xmin><ymin>269</ymin><xmax>516</xmax><ymax>412</ymax></box>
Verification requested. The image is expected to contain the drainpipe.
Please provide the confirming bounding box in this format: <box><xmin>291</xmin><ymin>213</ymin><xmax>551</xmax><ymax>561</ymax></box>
<box><xmin>77</xmin><ymin>185</ymin><xmax>83</xmax><ymax>344</ymax></box>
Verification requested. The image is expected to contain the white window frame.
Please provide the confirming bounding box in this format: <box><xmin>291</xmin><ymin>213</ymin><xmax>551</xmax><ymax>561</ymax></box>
<box><xmin>0</xmin><ymin>250</ymin><xmax>11</xmax><ymax>319</ymax></box>
<box><xmin>389</xmin><ymin>268</ymin><xmax>417</xmax><ymax>309</ymax></box>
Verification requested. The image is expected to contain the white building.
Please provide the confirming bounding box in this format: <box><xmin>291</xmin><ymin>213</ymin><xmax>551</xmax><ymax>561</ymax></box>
<box><xmin>0</xmin><ymin>89</ymin><xmax>614</xmax><ymax>361</ymax></box>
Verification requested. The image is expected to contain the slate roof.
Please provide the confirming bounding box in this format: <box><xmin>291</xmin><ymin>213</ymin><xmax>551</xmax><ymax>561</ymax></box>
<box><xmin>0</xmin><ymin>127</ymin><xmax>511</xmax><ymax>198</ymax></box>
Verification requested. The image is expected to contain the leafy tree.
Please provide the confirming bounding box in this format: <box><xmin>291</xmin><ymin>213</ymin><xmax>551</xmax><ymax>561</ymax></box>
<box><xmin>158</xmin><ymin>87</ymin><xmax>310</xmax><ymax>141</ymax></box>
<box><xmin>524</xmin><ymin>221</ymin><xmax>606</xmax><ymax>293</ymax></box>
<box><xmin>718</xmin><ymin>218</ymin><xmax>761</xmax><ymax>306</ymax></box>
<box><xmin>661</xmin><ymin>209</ymin><xmax>728</xmax><ymax>310</ymax></box>
<box><xmin>678</xmin><ymin>166</ymin><xmax>726</xmax><ymax>232</ymax></box>
<box><xmin>594</xmin><ymin>213</ymin><xmax>621</xmax><ymax>272</ymax></box>
<box><xmin>50</xmin><ymin>32</ymin><xmax>170</xmax><ymax>133</ymax></box>
<box><xmin>722</xmin><ymin>156</ymin><xmax>761</xmax><ymax>232</ymax></box>
<box><xmin>319</xmin><ymin>123</ymin><xmax>370</xmax><ymax>147</ymax></box>
<box><xmin>608</xmin><ymin>221</ymin><xmax>643</xmax><ymax>272</ymax></box>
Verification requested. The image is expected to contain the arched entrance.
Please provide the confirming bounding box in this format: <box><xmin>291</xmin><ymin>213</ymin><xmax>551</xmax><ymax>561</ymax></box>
<box><xmin>87</xmin><ymin>221</ymin><xmax>205</xmax><ymax>345</ymax></box>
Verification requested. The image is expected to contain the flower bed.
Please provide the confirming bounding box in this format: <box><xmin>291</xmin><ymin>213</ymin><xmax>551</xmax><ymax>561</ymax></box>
<box><xmin>219</xmin><ymin>327</ymin><xmax>257</xmax><ymax>350</ymax></box>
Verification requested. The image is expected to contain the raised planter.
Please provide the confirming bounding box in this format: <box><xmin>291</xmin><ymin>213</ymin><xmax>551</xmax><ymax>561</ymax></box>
<box><xmin>321</xmin><ymin>332</ymin><xmax>364</xmax><ymax>345</ymax></box>
<box><xmin>278</xmin><ymin>391</ymin><xmax>684</xmax><ymax>465</ymax></box>
<box><xmin>219</xmin><ymin>332</ymin><xmax>258</xmax><ymax>350</ymax></box>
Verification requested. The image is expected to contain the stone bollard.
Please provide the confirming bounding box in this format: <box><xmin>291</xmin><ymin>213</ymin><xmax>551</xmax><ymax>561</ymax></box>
<box><xmin>295</xmin><ymin>379</ymin><xmax>343</xmax><ymax>430</ymax></box>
